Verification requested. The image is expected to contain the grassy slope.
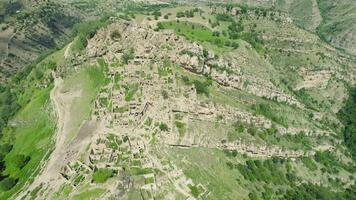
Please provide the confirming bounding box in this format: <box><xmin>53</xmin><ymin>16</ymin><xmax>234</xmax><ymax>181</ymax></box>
<box><xmin>62</xmin><ymin>62</ymin><xmax>108</xmax><ymax>143</ymax></box>
<box><xmin>1</xmin><ymin>87</ymin><xmax>54</xmax><ymax>199</ymax></box>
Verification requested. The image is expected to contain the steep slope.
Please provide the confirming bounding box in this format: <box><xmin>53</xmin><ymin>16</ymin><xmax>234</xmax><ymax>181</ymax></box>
<box><xmin>0</xmin><ymin>2</ymin><xmax>355</xmax><ymax>200</ymax></box>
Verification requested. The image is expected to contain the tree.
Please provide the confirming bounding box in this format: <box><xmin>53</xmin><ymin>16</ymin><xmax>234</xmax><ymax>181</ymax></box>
<box><xmin>0</xmin><ymin>177</ymin><xmax>17</xmax><ymax>191</ymax></box>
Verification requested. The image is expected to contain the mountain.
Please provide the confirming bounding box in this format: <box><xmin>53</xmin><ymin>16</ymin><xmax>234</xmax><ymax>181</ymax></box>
<box><xmin>0</xmin><ymin>1</ymin><xmax>355</xmax><ymax>200</ymax></box>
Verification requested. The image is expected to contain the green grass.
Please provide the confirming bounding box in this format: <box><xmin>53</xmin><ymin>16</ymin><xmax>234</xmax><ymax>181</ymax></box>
<box><xmin>164</xmin><ymin>147</ymin><xmax>247</xmax><ymax>199</ymax></box>
<box><xmin>124</xmin><ymin>83</ymin><xmax>139</xmax><ymax>101</ymax></box>
<box><xmin>159</xmin><ymin>21</ymin><xmax>238</xmax><ymax>50</ymax></box>
<box><xmin>92</xmin><ymin>168</ymin><xmax>113</xmax><ymax>183</ymax></box>
<box><xmin>130</xmin><ymin>167</ymin><xmax>153</xmax><ymax>175</ymax></box>
<box><xmin>73</xmin><ymin>188</ymin><xmax>105</xmax><ymax>200</ymax></box>
<box><xmin>144</xmin><ymin>177</ymin><xmax>154</xmax><ymax>184</ymax></box>
<box><xmin>174</xmin><ymin>121</ymin><xmax>186</xmax><ymax>137</ymax></box>
<box><xmin>114</xmin><ymin>106</ymin><xmax>128</xmax><ymax>113</ymax></box>
<box><xmin>188</xmin><ymin>184</ymin><xmax>200</xmax><ymax>198</ymax></box>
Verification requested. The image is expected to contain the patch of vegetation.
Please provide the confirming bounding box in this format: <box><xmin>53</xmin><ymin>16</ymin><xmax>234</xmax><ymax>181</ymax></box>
<box><xmin>234</xmin><ymin>158</ymin><xmax>289</xmax><ymax>184</ymax></box>
<box><xmin>300</xmin><ymin>157</ymin><xmax>318</xmax><ymax>171</ymax></box>
<box><xmin>92</xmin><ymin>168</ymin><xmax>113</xmax><ymax>183</ymax></box>
<box><xmin>71</xmin><ymin>17</ymin><xmax>109</xmax><ymax>52</ymax></box>
<box><xmin>124</xmin><ymin>83</ymin><xmax>139</xmax><ymax>101</ymax></box>
<box><xmin>313</xmin><ymin>151</ymin><xmax>342</xmax><ymax>174</ymax></box>
<box><xmin>144</xmin><ymin>177</ymin><xmax>154</xmax><ymax>184</ymax></box>
<box><xmin>175</xmin><ymin>121</ymin><xmax>186</xmax><ymax>137</ymax></box>
<box><xmin>130</xmin><ymin>167</ymin><xmax>152</xmax><ymax>175</ymax></box>
<box><xmin>62</xmin><ymin>63</ymin><xmax>109</xmax><ymax>142</ymax></box>
<box><xmin>73</xmin><ymin>188</ymin><xmax>105</xmax><ymax>200</ymax></box>
<box><xmin>253</xmin><ymin>103</ymin><xmax>286</xmax><ymax>126</ymax></box>
<box><xmin>159</xmin><ymin>21</ymin><xmax>239</xmax><ymax>49</ymax></box>
<box><xmin>193</xmin><ymin>78</ymin><xmax>212</xmax><ymax>96</ymax></box>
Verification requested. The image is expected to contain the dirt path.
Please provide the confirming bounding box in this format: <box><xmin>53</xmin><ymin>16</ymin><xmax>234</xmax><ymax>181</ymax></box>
<box><xmin>64</xmin><ymin>41</ymin><xmax>73</xmax><ymax>59</ymax></box>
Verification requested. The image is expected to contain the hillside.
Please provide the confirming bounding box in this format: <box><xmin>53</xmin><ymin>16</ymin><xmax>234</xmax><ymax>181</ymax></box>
<box><xmin>0</xmin><ymin>0</ymin><xmax>128</xmax><ymax>81</ymax></box>
<box><xmin>0</xmin><ymin>1</ymin><xmax>355</xmax><ymax>200</ymax></box>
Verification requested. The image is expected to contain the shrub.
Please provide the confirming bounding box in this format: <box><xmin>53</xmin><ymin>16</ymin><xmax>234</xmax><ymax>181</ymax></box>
<box><xmin>193</xmin><ymin>78</ymin><xmax>212</xmax><ymax>96</ymax></box>
<box><xmin>159</xmin><ymin>122</ymin><xmax>169</xmax><ymax>131</ymax></box>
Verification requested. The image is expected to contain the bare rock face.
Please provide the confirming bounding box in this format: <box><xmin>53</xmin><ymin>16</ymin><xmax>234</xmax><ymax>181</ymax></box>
<box><xmin>178</xmin><ymin>54</ymin><xmax>201</xmax><ymax>73</ymax></box>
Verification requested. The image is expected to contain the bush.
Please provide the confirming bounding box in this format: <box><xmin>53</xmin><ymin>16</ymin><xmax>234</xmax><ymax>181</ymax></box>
<box><xmin>159</xmin><ymin>122</ymin><xmax>169</xmax><ymax>131</ymax></box>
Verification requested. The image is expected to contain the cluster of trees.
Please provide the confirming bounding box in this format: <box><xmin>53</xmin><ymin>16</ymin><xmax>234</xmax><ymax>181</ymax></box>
<box><xmin>176</xmin><ymin>8</ymin><xmax>199</xmax><ymax>18</ymax></box>
<box><xmin>214</xmin><ymin>11</ymin><xmax>265</xmax><ymax>53</ymax></box>
<box><xmin>234</xmin><ymin>158</ymin><xmax>293</xmax><ymax>184</ymax></box>
<box><xmin>229</xmin><ymin>156</ymin><xmax>354</xmax><ymax>199</ymax></box>
<box><xmin>337</xmin><ymin>87</ymin><xmax>356</xmax><ymax>158</ymax></box>
<box><xmin>284</xmin><ymin>183</ymin><xmax>355</xmax><ymax>200</ymax></box>
<box><xmin>0</xmin><ymin>143</ymin><xmax>30</xmax><ymax>191</ymax></box>
<box><xmin>151</xmin><ymin>10</ymin><xmax>161</xmax><ymax>20</ymax></box>
<box><xmin>0</xmin><ymin>87</ymin><xmax>19</xmax><ymax>135</ymax></box>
